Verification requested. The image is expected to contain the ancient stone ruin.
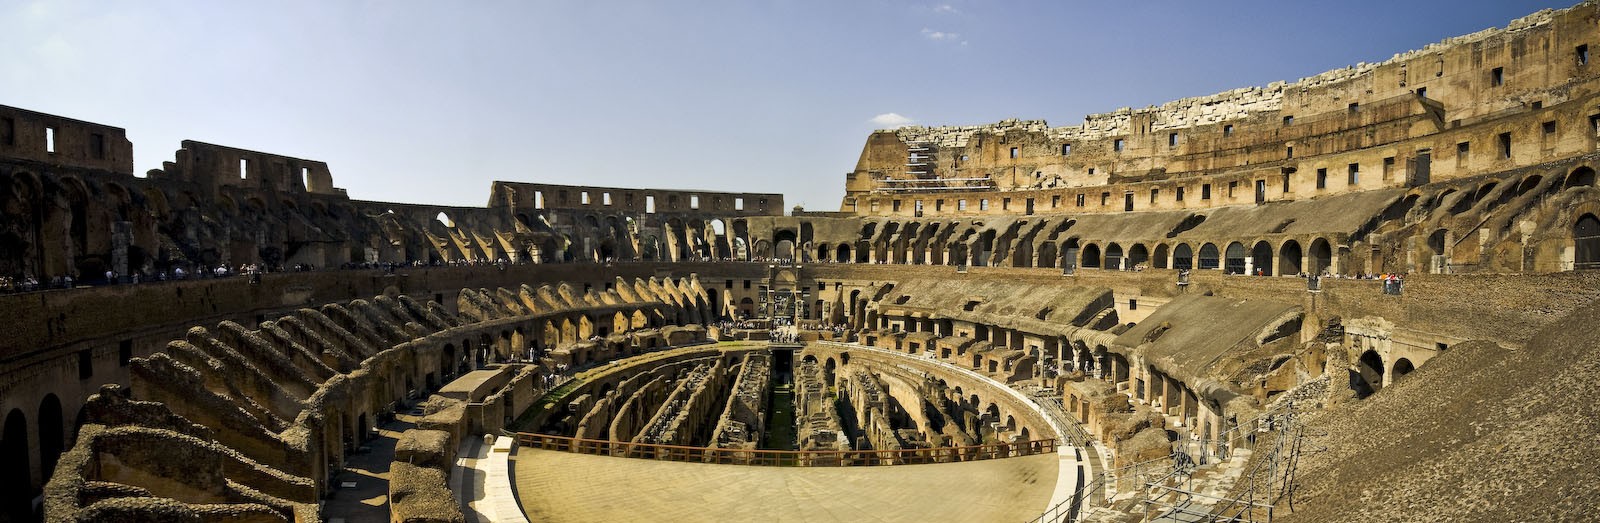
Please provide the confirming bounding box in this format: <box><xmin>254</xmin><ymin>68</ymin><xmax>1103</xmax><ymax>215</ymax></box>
<box><xmin>6</xmin><ymin>2</ymin><xmax>1600</xmax><ymax>522</ymax></box>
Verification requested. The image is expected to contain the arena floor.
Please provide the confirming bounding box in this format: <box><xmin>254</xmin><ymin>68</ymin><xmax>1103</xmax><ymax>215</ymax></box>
<box><xmin>512</xmin><ymin>447</ymin><xmax>1059</xmax><ymax>522</ymax></box>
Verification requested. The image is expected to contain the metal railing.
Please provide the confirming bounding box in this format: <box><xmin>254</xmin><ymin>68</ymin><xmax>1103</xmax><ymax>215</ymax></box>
<box><xmin>514</xmin><ymin>432</ymin><xmax>1056</xmax><ymax>467</ymax></box>
<box><xmin>1028</xmin><ymin>469</ymin><xmax>1107</xmax><ymax>523</ymax></box>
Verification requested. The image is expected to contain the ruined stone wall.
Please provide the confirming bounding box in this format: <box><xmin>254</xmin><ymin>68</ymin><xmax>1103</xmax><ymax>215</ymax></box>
<box><xmin>636</xmin><ymin>358</ymin><xmax>729</xmax><ymax>446</ymax></box>
<box><xmin>0</xmin><ymin>105</ymin><xmax>133</xmax><ymax>175</ymax></box>
<box><xmin>794</xmin><ymin>358</ymin><xmax>847</xmax><ymax>452</ymax></box>
<box><xmin>710</xmin><ymin>352</ymin><xmax>769</xmax><ymax>449</ymax></box>
<box><xmin>388</xmin><ymin>429</ymin><xmax>462</xmax><ymax>523</ymax></box>
<box><xmin>844</xmin><ymin>2</ymin><xmax>1600</xmax><ymax>214</ymax></box>
<box><xmin>842</xmin><ymin>370</ymin><xmax>901</xmax><ymax>451</ymax></box>
<box><xmin>38</xmin><ymin>270</ymin><xmax>710</xmax><ymax>521</ymax></box>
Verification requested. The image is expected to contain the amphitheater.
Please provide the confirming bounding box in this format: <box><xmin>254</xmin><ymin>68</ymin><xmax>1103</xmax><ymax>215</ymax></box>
<box><xmin>6</xmin><ymin>3</ymin><xmax>1600</xmax><ymax>523</ymax></box>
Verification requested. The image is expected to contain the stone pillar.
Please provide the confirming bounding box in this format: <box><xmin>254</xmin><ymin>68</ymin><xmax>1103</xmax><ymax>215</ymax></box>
<box><xmin>1180</xmin><ymin>385</ymin><xmax>1193</xmax><ymax>425</ymax></box>
<box><xmin>111</xmin><ymin>221</ymin><xmax>131</xmax><ymax>279</ymax></box>
<box><xmin>1166</xmin><ymin>376</ymin><xmax>1182</xmax><ymax>416</ymax></box>
<box><xmin>1145</xmin><ymin>369</ymin><xmax>1158</xmax><ymax>405</ymax></box>
<box><xmin>218</xmin><ymin>228</ymin><xmax>232</xmax><ymax>267</ymax></box>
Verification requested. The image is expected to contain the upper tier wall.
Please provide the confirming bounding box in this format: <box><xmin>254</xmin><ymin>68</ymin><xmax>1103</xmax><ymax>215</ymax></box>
<box><xmin>0</xmin><ymin>105</ymin><xmax>133</xmax><ymax>175</ymax></box>
<box><xmin>844</xmin><ymin>2</ymin><xmax>1600</xmax><ymax>209</ymax></box>
<box><xmin>491</xmin><ymin>182</ymin><xmax>783</xmax><ymax>216</ymax></box>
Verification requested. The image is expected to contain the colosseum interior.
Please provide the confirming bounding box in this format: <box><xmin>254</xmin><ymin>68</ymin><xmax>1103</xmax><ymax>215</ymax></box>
<box><xmin>6</xmin><ymin>3</ymin><xmax>1600</xmax><ymax>523</ymax></box>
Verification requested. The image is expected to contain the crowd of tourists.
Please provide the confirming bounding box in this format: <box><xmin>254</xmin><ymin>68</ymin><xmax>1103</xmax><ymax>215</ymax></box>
<box><xmin>713</xmin><ymin>320</ymin><xmax>765</xmax><ymax>331</ymax></box>
<box><xmin>768</xmin><ymin>329</ymin><xmax>800</xmax><ymax>343</ymax></box>
<box><xmin>800</xmin><ymin>322</ymin><xmax>850</xmax><ymax>337</ymax></box>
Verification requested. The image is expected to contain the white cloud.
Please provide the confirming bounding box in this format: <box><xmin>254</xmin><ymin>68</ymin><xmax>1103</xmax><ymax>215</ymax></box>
<box><xmin>920</xmin><ymin>28</ymin><xmax>960</xmax><ymax>41</ymax></box>
<box><xmin>933</xmin><ymin>4</ymin><xmax>960</xmax><ymax>15</ymax></box>
<box><xmin>869</xmin><ymin>113</ymin><xmax>914</xmax><ymax>128</ymax></box>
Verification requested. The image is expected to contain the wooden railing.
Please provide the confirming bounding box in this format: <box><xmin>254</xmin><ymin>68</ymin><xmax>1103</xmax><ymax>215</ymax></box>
<box><xmin>514</xmin><ymin>432</ymin><xmax>1056</xmax><ymax>467</ymax></box>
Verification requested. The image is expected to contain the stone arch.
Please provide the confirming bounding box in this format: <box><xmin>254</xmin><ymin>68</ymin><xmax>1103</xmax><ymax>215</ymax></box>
<box><xmin>1037</xmin><ymin>242</ymin><xmax>1058</xmax><ymax>268</ymax></box>
<box><xmin>51</xmin><ymin>176</ymin><xmax>93</xmax><ymax>277</ymax></box>
<box><xmin>560</xmin><ymin>317</ymin><xmax>577</xmax><ymax>344</ymax></box>
<box><xmin>1279</xmin><ymin>240</ymin><xmax>1303</xmax><ymax>275</ymax></box>
<box><xmin>1198</xmin><ymin>243</ymin><xmax>1220</xmax><ymax>270</ymax></box>
<box><xmin>1427</xmin><ymin>229</ymin><xmax>1448</xmax><ymax>258</ymax></box>
<box><xmin>1448</xmin><ymin>187</ymin><xmax>1479</xmax><ymax>214</ymax></box>
<box><xmin>1392</xmin><ymin>358</ymin><xmax>1416</xmax><ymax>380</ymax></box>
<box><xmin>1104</xmin><ymin>243</ymin><xmax>1124</xmax><ymax>270</ymax></box>
<box><xmin>835</xmin><ymin>244</ymin><xmax>852</xmax><ymax>263</ymax></box>
<box><xmin>1224</xmin><ymin>242</ymin><xmax>1247</xmax><ymax>274</ymax></box>
<box><xmin>1309</xmin><ymin>238</ymin><xmax>1333</xmax><ymax>275</ymax></box>
<box><xmin>613</xmin><ymin>312</ymin><xmax>630</xmax><ymax>335</ymax></box>
<box><xmin>141</xmin><ymin>187</ymin><xmax>171</xmax><ymax>219</ymax></box>
<box><xmin>1565</xmin><ymin>166</ymin><xmax>1596</xmax><ymax>189</ymax></box>
<box><xmin>37</xmin><ymin>394</ymin><xmax>63</xmax><ymax>483</ymax></box>
<box><xmin>443</xmin><ymin>343</ymin><xmax>461</xmax><ymax>377</ymax></box>
<box><xmin>1251</xmin><ymin>241</ymin><xmax>1273</xmax><ymax>276</ymax></box>
<box><xmin>541</xmin><ymin>237</ymin><xmax>564</xmax><ymax>263</ymax></box>
<box><xmin>1575</xmin><ymin>214</ymin><xmax>1600</xmax><ymax>270</ymax></box>
<box><xmin>1473</xmin><ymin>182</ymin><xmax>1499</xmax><ymax>206</ymax></box>
<box><xmin>1152</xmin><ymin>243</ymin><xmax>1169</xmax><ymax>269</ymax></box>
<box><xmin>948</xmin><ymin>242</ymin><xmax>968</xmax><ymax>266</ymax></box>
<box><xmin>1172</xmin><ymin>243</ymin><xmax>1194</xmax><ymax>270</ymax></box>
<box><xmin>1010</xmin><ymin>234</ymin><xmax>1033</xmax><ymax>268</ymax></box>
<box><xmin>1</xmin><ymin>172</ymin><xmax>41</xmax><ymax>277</ymax></box>
<box><xmin>1357</xmin><ymin>349</ymin><xmax>1386</xmax><ymax>397</ymax></box>
<box><xmin>1128</xmin><ymin>243</ymin><xmax>1149</xmax><ymax>269</ymax></box>
<box><xmin>1515</xmin><ymin>175</ymin><xmax>1544</xmax><ymax>197</ymax></box>
<box><xmin>3</xmin><ymin>408</ymin><xmax>30</xmax><ymax>521</ymax></box>
<box><xmin>1081</xmin><ymin>243</ymin><xmax>1102</xmax><ymax>269</ymax></box>
<box><xmin>973</xmin><ymin>229</ymin><xmax>996</xmax><ymax>266</ymax></box>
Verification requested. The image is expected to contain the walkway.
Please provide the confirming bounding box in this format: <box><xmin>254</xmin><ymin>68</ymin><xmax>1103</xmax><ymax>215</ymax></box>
<box><xmin>322</xmin><ymin>414</ymin><xmax>417</xmax><ymax>523</ymax></box>
<box><xmin>454</xmin><ymin>435</ymin><xmax>531</xmax><ymax>523</ymax></box>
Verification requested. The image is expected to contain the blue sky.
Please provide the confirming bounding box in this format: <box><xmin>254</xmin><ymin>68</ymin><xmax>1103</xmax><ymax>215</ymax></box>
<box><xmin>0</xmin><ymin>0</ymin><xmax>1570</xmax><ymax>211</ymax></box>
